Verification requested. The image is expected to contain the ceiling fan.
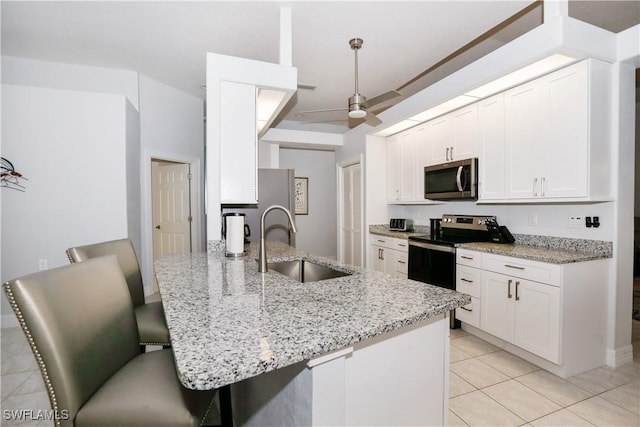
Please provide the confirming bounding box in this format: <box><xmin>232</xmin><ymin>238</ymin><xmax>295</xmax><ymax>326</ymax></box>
<box><xmin>298</xmin><ymin>38</ymin><xmax>401</xmax><ymax>127</ymax></box>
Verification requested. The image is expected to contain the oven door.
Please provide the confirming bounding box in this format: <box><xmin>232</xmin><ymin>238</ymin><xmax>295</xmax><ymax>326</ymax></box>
<box><xmin>407</xmin><ymin>241</ymin><xmax>456</xmax><ymax>290</ymax></box>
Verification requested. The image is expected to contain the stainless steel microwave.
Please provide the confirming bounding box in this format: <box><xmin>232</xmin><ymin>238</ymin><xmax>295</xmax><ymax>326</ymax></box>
<box><xmin>424</xmin><ymin>158</ymin><xmax>478</xmax><ymax>200</ymax></box>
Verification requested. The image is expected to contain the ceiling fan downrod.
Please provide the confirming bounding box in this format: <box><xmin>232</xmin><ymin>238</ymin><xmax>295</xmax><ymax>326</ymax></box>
<box><xmin>348</xmin><ymin>38</ymin><xmax>366</xmax><ymax>119</ymax></box>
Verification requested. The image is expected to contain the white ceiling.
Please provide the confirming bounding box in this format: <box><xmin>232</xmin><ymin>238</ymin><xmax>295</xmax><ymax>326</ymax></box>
<box><xmin>2</xmin><ymin>1</ymin><xmax>638</xmax><ymax>133</ymax></box>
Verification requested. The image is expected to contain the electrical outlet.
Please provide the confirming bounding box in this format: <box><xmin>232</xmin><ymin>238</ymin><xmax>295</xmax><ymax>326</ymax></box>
<box><xmin>38</xmin><ymin>259</ymin><xmax>48</xmax><ymax>270</ymax></box>
<box><xmin>528</xmin><ymin>213</ymin><xmax>538</xmax><ymax>226</ymax></box>
<box><xmin>568</xmin><ymin>215</ymin><xmax>584</xmax><ymax>228</ymax></box>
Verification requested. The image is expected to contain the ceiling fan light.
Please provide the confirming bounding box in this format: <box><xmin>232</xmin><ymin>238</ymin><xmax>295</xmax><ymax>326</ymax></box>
<box><xmin>348</xmin><ymin>109</ymin><xmax>367</xmax><ymax>119</ymax></box>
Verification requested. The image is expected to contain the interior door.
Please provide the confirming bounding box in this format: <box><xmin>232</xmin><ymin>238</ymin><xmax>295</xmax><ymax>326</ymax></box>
<box><xmin>340</xmin><ymin>162</ymin><xmax>362</xmax><ymax>267</ymax></box>
<box><xmin>152</xmin><ymin>161</ymin><xmax>192</xmax><ymax>260</ymax></box>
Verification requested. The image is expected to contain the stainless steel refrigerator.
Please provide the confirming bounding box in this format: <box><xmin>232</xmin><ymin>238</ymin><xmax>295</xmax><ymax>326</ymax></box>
<box><xmin>222</xmin><ymin>168</ymin><xmax>296</xmax><ymax>246</ymax></box>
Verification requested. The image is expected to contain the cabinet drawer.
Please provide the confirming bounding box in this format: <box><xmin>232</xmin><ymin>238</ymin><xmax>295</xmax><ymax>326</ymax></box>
<box><xmin>394</xmin><ymin>240</ymin><xmax>409</xmax><ymax>253</ymax></box>
<box><xmin>396</xmin><ymin>252</ymin><xmax>408</xmax><ymax>274</ymax></box>
<box><xmin>482</xmin><ymin>253</ymin><xmax>561</xmax><ymax>286</ymax></box>
<box><xmin>371</xmin><ymin>235</ymin><xmax>404</xmax><ymax>250</ymax></box>
<box><xmin>457</xmin><ymin>249</ymin><xmax>482</xmax><ymax>268</ymax></box>
<box><xmin>456</xmin><ymin>265</ymin><xmax>481</xmax><ymax>298</ymax></box>
<box><xmin>456</xmin><ymin>297</ymin><xmax>480</xmax><ymax>328</ymax></box>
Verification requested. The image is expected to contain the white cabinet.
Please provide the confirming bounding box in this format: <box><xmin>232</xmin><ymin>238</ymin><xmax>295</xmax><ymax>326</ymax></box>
<box><xmin>387</xmin><ymin>124</ymin><xmax>430</xmax><ymax>203</ymax></box>
<box><xmin>386</xmin><ymin>135</ymin><xmax>402</xmax><ymax>202</ymax></box>
<box><xmin>370</xmin><ymin>235</ymin><xmax>409</xmax><ymax>278</ymax></box>
<box><xmin>482</xmin><ymin>59</ymin><xmax>611</xmax><ymax>202</ymax></box>
<box><xmin>208</xmin><ymin>53</ymin><xmax>296</xmax><ymax>207</ymax></box>
<box><xmin>458</xmin><ymin>249</ymin><xmax>609</xmax><ymax>377</ymax></box>
<box><xmin>481</xmin><ymin>271</ymin><xmax>560</xmax><ymax>362</ymax></box>
<box><xmin>456</xmin><ymin>249</ymin><xmax>482</xmax><ymax>328</ymax></box>
<box><xmin>478</xmin><ymin>94</ymin><xmax>506</xmax><ymax>200</ymax></box>
<box><xmin>220</xmin><ymin>81</ymin><xmax>257</xmax><ymax>203</ymax></box>
<box><xmin>480</xmin><ymin>255</ymin><xmax>561</xmax><ymax>363</ymax></box>
<box><xmin>428</xmin><ymin>104</ymin><xmax>478</xmax><ymax>165</ymax></box>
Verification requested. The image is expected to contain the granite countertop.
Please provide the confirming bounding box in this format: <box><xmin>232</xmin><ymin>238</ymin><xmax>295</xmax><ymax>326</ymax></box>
<box><xmin>369</xmin><ymin>224</ymin><xmax>429</xmax><ymax>239</ymax></box>
<box><xmin>154</xmin><ymin>241</ymin><xmax>470</xmax><ymax>390</ymax></box>
<box><xmin>457</xmin><ymin>241</ymin><xmax>612</xmax><ymax>264</ymax></box>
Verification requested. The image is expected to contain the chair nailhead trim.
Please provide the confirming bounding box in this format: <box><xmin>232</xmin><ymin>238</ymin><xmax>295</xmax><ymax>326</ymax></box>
<box><xmin>4</xmin><ymin>283</ymin><xmax>62</xmax><ymax>427</ymax></box>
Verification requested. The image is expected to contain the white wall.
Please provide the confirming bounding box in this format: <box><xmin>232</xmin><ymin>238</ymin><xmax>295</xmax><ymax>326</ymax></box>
<box><xmin>279</xmin><ymin>148</ymin><xmax>337</xmax><ymax>258</ymax></box>
<box><xmin>1</xmin><ymin>84</ymin><xmax>138</xmax><ymax>320</ymax></box>
<box><xmin>138</xmin><ymin>75</ymin><xmax>205</xmax><ymax>292</ymax></box>
<box><xmin>1</xmin><ymin>56</ymin><xmax>206</xmax><ymax>308</ymax></box>
<box><xmin>2</xmin><ymin>56</ymin><xmax>140</xmax><ymax>110</ymax></box>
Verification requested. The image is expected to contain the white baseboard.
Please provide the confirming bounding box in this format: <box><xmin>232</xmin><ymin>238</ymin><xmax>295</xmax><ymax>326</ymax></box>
<box><xmin>606</xmin><ymin>345</ymin><xmax>634</xmax><ymax>367</ymax></box>
<box><xmin>1</xmin><ymin>313</ymin><xmax>19</xmax><ymax>328</ymax></box>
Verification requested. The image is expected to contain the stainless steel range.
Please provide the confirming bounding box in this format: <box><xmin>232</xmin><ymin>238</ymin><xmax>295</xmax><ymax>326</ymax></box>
<box><xmin>408</xmin><ymin>214</ymin><xmax>496</xmax><ymax>328</ymax></box>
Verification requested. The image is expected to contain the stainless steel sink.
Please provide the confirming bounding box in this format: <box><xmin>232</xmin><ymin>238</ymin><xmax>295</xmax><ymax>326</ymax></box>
<box><xmin>267</xmin><ymin>259</ymin><xmax>351</xmax><ymax>283</ymax></box>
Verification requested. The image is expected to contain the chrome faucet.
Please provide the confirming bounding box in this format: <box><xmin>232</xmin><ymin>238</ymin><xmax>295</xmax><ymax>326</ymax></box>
<box><xmin>258</xmin><ymin>205</ymin><xmax>298</xmax><ymax>273</ymax></box>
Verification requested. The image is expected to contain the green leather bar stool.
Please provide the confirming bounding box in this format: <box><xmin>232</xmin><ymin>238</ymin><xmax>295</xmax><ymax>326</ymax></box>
<box><xmin>66</xmin><ymin>238</ymin><xmax>170</xmax><ymax>351</ymax></box>
<box><xmin>3</xmin><ymin>256</ymin><xmax>221</xmax><ymax>427</ymax></box>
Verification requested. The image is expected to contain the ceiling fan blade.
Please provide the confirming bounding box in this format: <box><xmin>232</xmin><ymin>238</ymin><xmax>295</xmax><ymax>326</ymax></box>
<box><xmin>297</xmin><ymin>107</ymin><xmax>348</xmax><ymax>115</ymax></box>
<box><xmin>361</xmin><ymin>90</ymin><xmax>402</xmax><ymax>109</ymax></box>
<box><xmin>364</xmin><ymin>111</ymin><xmax>382</xmax><ymax>127</ymax></box>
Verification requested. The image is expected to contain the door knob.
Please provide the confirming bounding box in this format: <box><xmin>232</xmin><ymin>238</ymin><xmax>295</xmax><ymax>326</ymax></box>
<box><xmin>155</xmin><ymin>225</ymin><xmax>161</xmax><ymax>229</ymax></box>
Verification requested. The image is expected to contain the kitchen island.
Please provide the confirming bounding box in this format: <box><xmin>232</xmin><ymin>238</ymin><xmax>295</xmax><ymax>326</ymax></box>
<box><xmin>155</xmin><ymin>241</ymin><xmax>470</xmax><ymax>426</ymax></box>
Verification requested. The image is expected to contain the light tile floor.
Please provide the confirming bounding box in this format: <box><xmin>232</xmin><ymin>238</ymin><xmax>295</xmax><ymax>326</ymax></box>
<box><xmin>1</xmin><ymin>319</ymin><xmax>639</xmax><ymax>426</ymax></box>
<box><xmin>448</xmin><ymin>320</ymin><xmax>640</xmax><ymax>427</ymax></box>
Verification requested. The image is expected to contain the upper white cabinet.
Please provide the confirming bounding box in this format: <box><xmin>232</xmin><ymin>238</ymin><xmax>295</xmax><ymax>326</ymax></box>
<box><xmin>480</xmin><ymin>59</ymin><xmax>611</xmax><ymax>202</ymax></box>
<box><xmin>387</xmin><ymin>123</ymin><xmax>430</xmax><ymax>203</ymax></box>
<box><xmin>478</xmin><ymin>93</ymin><xmax>506</xmax><ymax>200</ymax></box>
<box><xmin>386</xmin><ymin>58</ymin><xmax>610</xmax><ymax>205</ymax></box>
<box><xmin>428</xmin><ymin>104</ymin><xmax>478</xmax><ymax>165</ymax></box>
<box><xmin>220</xmin><ymin>81</ymin><xmax>258</xmax><ymax>203</ymax></box>
<box><xmin>207</xmin><ymin>52</ymin><xmax>297</xmax><ymax>205</ymax></box>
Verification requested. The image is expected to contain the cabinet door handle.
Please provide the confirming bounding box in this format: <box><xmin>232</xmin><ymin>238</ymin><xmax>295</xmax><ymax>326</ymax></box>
<box><xmin>459</xmin><ymin>306</ymin><xmax>473</xmax><ymax>312</ymax></box>
<box><xmin>461</xmin><ymin>255</ymin><xmax>474</xmax><ymax>260</ymax></box>
<box><xmin>446</xmin><ymin>147</ymin><xmax>450</xmax><ymax>161</ymax></box>
<box><xmin>450</xmin><ymin>146</ymin><xmax>454</xmax><ymax>160</ymax></box>
<box><xmin>460</xmin><ymin>278</ymin><xmax>474</xmax><ymax>283</ymax></box>
<box><xmin>377</xmin><ymin>239</ymin><xmax>385</xmax><ymax>243</ymax></box>
<box><xmin>541</xmin><ymin>177</ymin><xmax>546</xmax><ymax>197</ymax></box>
<box><xmin>505</xmin><ymin>264</ymin><xmax>525</xmax><ymax>270</ymax></box>
<box><xmin>398</xmin><ymin>243</ymin><xmax>407</xmax><ymax>247</ymax></box>
<box><xmin>515</xmin><ymin>281</ymin><xmax>520</xmax><ymax>301</ymax></box>
<box><xmin>508</xmin><ymin>279</ymin><xmax>513</xmax><ymax>299</ymax></box>
<box><xmin>380</xmin><ymin>248</ymin><xmax>384</xmax><ymax>260</ymax></box>
<box><xmin>397</xmin><ymin>260</ymin><xmax>406</xmax><ymax>264</ymax></box>
<box><xmin>533</xmin><ymin>178</ymin><xmax>538</xmax><ymax>197</ymax></box>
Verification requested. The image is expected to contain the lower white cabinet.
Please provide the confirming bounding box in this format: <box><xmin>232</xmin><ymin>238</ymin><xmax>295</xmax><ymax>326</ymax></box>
<box><xmin>370</xmin><ymin>235</ymin><xmax>409</xmax><ymax>278</ymax></box>
<box><xmin>456</xmin><ymin>249</ymin><xmax>609</xmax><ymax>377</ymax></box>
<box><xmin>455</xmin><ymin>255</ymin><xmax>482</xmax><ymax>328</ymax></box>
<box><xmin>481</xmin><ymin>271</ymin><xmax>560</xmax><ymax>363</ymax></box>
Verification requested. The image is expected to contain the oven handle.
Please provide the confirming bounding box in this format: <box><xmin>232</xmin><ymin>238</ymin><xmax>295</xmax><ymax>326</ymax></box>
<box><xmin>456</xmin><ymin>166</ymin><xmax>464</xmax><ymax>191</ymax></box>
<box><xmin>409</xmin><ymin>241</ymin><xmax>456</xmax><ymax>253</ymax></box>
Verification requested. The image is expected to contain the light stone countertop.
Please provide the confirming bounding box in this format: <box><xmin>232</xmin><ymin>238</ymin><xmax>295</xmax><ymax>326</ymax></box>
<box><xmin>154</xmin><ymin>241</ymin><xmax>470</xmax><ymax>390</ymax></box>
<box><xmin>457</xmin><ymin>241</ymin><xmax>611</xmax><ymax>264</ymax></box>
<box><xmin>369</xmin><ymin>224</ymin><xmax>612</xmax><ymax>264</ymax></box>
<box><xmin>368</xmin><ymin>224</ymin><xmax>430</xmax><ymax>239</ymax></box>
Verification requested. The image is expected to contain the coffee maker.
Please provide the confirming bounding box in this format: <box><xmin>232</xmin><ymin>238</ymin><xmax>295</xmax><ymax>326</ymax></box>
<box><xmin>222</xmin><ymin>213</ymin><xmax>250</xmax><ymax>257</ymax></box>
